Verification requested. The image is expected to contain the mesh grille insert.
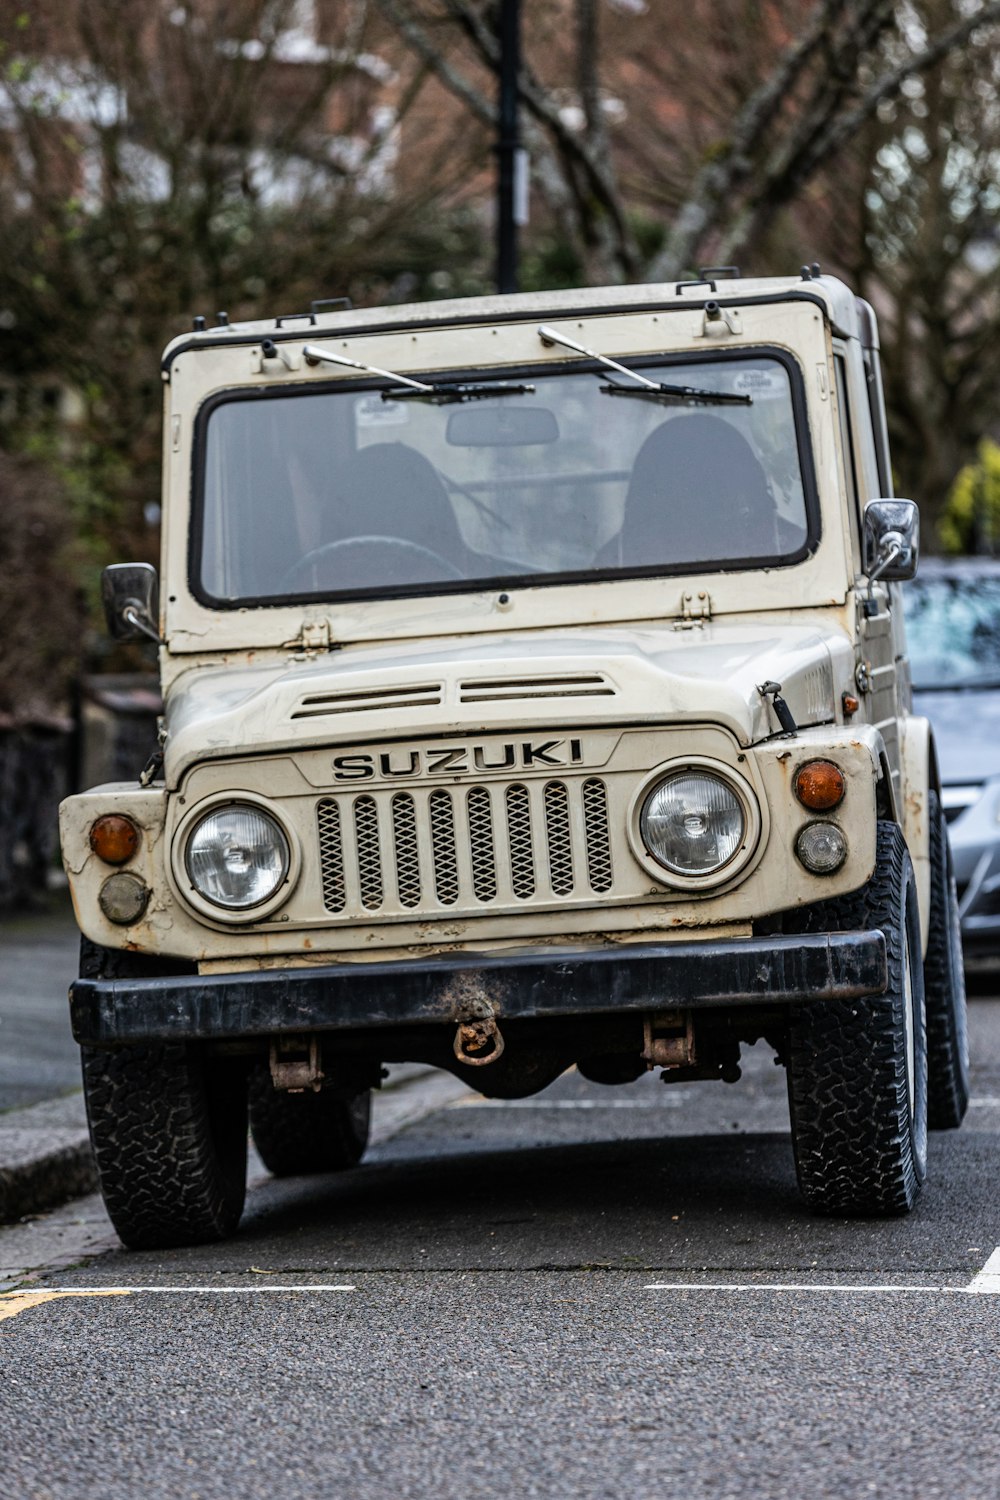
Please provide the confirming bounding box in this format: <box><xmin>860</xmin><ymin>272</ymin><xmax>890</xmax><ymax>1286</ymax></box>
<box><xmin>582</xmin><ymin>778</ymin><xmax>613</xmax><ymax>893</ymax></box>
<box><xmin>544</xmin><ymin>781</ymin><xmax>574</xmax><ymax>895</ymax></box>
<box><xmin>391</xmin><ymin>793</ymin><xmax>421</xmax><ymax>908</ymax></box>
<box><xmin>317</xmin><ymin>799</ymin><xmax>346</xmax><ymax>913</ymax></box>
<box><xmin>316</xmin><ymin>765</ymin><xmax>619</xmax><ymax>918</ymax></box>
<box><xmin>429</xmin><ymin>789</ymin><xmax>459</xmax><ymax>906</ymax></box>
<box><xmin>467</xmin><ymin>787</ymin><xmax>498</xmax><ymax>902</ymax></box>
<box><xmin>353</xmin><ymin>795</ymin><xmax>383</xmax><ymax>910</ymax></box>
<box><xmin>505</xmin><ymin>783</ymin><xmax>535</xmax><ymax>898</ymax></box>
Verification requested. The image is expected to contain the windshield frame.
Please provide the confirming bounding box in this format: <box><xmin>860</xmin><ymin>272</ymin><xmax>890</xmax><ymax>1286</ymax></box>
<box><xmin>188</xmin><ymin>344</ymin><xmax>821</xmax><ymax>611</ymax></box>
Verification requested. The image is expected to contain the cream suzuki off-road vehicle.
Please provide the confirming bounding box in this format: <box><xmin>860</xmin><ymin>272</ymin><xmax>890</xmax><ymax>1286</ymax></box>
<box><xmin>61</xmin><ymin>270</ymin><xmax>969</xmax><ymax>1248</ymax></box>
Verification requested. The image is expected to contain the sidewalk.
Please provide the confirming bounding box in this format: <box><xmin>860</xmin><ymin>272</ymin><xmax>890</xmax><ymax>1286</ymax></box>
<box><xmin>0</xmin><ymin>894</ymin><xmax>93</xmax><ymax>1220</ymax></box>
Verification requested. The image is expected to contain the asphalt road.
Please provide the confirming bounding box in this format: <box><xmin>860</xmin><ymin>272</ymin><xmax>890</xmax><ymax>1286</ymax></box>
<box><xmin>1</xmin><ymin>996</ymin><xmax>998</xmax><ymax>1499</ymax></box>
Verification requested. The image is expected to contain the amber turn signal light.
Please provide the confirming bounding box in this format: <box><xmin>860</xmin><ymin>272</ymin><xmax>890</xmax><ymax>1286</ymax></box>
<box><xmin>794</xmin><ymin>761</ymin><xmax>845</xmax><ymax>811</ymax></box>
<box><xmin>89</xmin><ymin>814</ymin><xmax>140</xmax><ymax>865</ymax></box>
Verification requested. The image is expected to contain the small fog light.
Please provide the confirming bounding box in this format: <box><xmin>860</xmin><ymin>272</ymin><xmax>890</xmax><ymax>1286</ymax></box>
<box><xmin>90</xmin><ymin>814</ymin><xmax>140</xmax><ymax>865</ymax></box>
<box><xmin>794</xmin><ymin>760</ymin><xmax>845</xmax><ymax>811</ymax></box>
<box><xmin>795</xmin><ymin>822</ymin><xmax>848</xmax><ymax>875</ymax></box>
<box><xmin>99</xmin><ymin>872</ymin><xmax>150</xmax><ymax>925</ymax></box>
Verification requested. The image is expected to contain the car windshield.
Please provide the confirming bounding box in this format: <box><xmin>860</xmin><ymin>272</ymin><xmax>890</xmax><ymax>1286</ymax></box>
<box><xmin>196</xmin><ymin>352</ymin><xmax>813</xmax><ymax>606</ymax></box>
<box><xmin>906</xmin><ymin>572</ymin><xmax>1000</xmax><ymax>689</ymax></box>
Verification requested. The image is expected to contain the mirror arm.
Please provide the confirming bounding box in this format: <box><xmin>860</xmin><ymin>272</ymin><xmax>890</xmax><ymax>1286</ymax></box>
<box><xmin>122</xmin><ymin>603</ymin><xmax>160</xmax><ymax>643</ymax></box>
<box><xmin>865</xmin><ymin>532</ymin><xmax>903</xmax><ymax>615</ymax></box>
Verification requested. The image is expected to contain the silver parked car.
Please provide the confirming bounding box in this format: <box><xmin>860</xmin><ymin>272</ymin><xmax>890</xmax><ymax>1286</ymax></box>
<box><xmin>907</xmin><ymin>557</ymin><xmax>1000</xmax><ymax>961</ymax></box>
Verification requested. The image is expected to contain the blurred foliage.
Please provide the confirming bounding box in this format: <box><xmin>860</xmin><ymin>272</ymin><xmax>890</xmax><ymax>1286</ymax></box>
<box><xmin>938</xmin><ymin>440</ymin><xmax>1000</xmax><ymax>556</ymax></box>
<box><xmin>2</xmin><ymin>0</ymin><xmax>1000</xmax><ymax>719</ymax></box>
<box><xmin>0</xmin><ymin>447</ymin><xmax>84</xmax><ymax>719</ymax></box>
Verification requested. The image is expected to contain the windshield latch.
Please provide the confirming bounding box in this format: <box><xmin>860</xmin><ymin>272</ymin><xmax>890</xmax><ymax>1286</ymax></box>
<box><xmin>697</xmin><ymin>302</ymin><xmax>742</xmax><ymax>339</ymax></box>
<box><xmin>285</xmin><ymin>619</ymin><xmax>338</xmax><ymax>656</ymax></box>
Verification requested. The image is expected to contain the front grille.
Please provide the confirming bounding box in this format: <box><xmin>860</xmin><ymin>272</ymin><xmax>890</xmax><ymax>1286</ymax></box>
<box><xmin>316</xmin><ymin>777</ymin><xmax>614</xmax><ymax>918</ymax></box>
<box><xmin>544</xmin><ymin>780</ymin><xmax>574</xmax><ymax>895</ymax></box>
<box><xmin>391</xmin><ymin>793</ymin><xmax>421</xmax><ymax>908</ymax></box>
<box><xmin>506</xmin><ymin>783</ymin><xmax>535</xmax><ymax>899</ymax></box>
<box><xmin>353</xmin><ymin>795</ymin><xmax>383</xmax><ymax>910</ymax></box>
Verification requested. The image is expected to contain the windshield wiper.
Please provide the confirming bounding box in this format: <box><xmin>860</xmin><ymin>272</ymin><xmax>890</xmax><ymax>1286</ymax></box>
<box><xmin>384</xmin><ymin>382</ymin><xmax>534</xmax><ymax>404</ymax></box>
<box><xmin>302</xmin><ymin>345</ymin><xmax>533</xmax><ymax>404</ymax></box>
<box><xmin>598</xmin><ymin>381</ymin><xmax>751</xmax><ymax>407</ymax></box>
<box><xmin>536</xmin><ymin>325</ymin><xmax>752</xmax><ymax>407</ymax></box>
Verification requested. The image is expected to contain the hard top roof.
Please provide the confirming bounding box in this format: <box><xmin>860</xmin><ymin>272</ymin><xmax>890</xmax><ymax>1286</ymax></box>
<box><xmin>162</xmin><ymin>272</ymin><xmax>861</xmax><ymax>368</ymax></box>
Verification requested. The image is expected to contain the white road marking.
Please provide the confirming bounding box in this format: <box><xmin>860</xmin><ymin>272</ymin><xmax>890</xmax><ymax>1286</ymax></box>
<box><xmin>644</xmin><ymin>1282</ymin><xmax>970</xmax><ymax>1294</ymax></box>
<box><xmin>647</xmin><ymin>1245</ymin><xmax>1000</xmax><ymax>1296</ymax></box>
<box><xmin>967</xmin><ymin>1247</ymin><xmax>1000</xmax><ymax>1294</ymax></box>
<box><xmin>452</xmin><ymin>1098</ymin><xmax>687</xmax><ymax>1109</ymax></box>
<box><xmin>0</xmin><ymin>1284</ymin><xmax>356</xmax><ymax>1296</ymax></box>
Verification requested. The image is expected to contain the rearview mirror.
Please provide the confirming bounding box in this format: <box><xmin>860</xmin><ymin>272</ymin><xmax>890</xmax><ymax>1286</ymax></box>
<box><xmin>446</xmin><ymin>406</ymin><xmax>559</xmax><ymax>447</ymax></box>
<box><xmin>863</xmin><ymin>499</ymin><xmax>919</xmax><ymax>583</ymax></box>
<box><xmin>101</xmin><ymin>563</ymin><xmax>160</xmax><ymax>642</ymax></box>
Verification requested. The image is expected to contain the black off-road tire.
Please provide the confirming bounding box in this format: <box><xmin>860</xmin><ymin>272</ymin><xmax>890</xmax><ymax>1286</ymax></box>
<box><xmin>924</xmin><ymin>790</ymin><xmax>970</xmax><ymax>1129</ymax></box>
<box><xmin>78</xmin><ymin>938</ymin><xmax>248</xmax><ymax>1249</ymax></box>
<box><xmin>785</xmin><ymin>821</ymin><xmax>928</xmax><ymax>1216</ymax></box>
<box><xmin>249</xmin><ymin>1067</ymin><xmax>371</xmax><ymax>1177</ymax></box>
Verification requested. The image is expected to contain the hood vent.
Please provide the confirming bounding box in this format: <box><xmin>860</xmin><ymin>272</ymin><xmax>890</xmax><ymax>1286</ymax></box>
<box><xmin>292</xmin><ymin>683</ymin><xmax>443</xmax><ymax>720</ymax></box>
<box><xmin>458</xmin><ymin>673</ymin><xmax>616</xmax><ymax>704</ymax></box>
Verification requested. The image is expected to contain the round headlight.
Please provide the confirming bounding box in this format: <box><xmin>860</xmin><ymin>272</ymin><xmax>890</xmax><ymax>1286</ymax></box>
<box><xmin>640</xmin><ymin>771</ymin><xmax>746</xmax><ymax>877</ymax></box>
<box><xmin>185</xmin><ymin>805</ymin><xmax>290</xmax><ymax>910</ymax></box>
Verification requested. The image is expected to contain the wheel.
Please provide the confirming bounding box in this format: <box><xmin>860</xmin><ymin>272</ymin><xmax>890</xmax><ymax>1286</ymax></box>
<box><xmin>249</xmin><ymin>1066</ymin><xmax>371</xmax><ymax>1176</ymax></box>
<box><xmin>924</xmin><ymin>790</ymin><xmax>970</xmax><ymax>1129</ymax></box>
<box><xmin>785</xmin><ymin>821</ymin><xmax>928</xmax><ymax>1216</ymax></box>
<box><xmin>78</xmin><ymin>940</ymin><xmax>248</xmax><ymax>1249</ymax></box>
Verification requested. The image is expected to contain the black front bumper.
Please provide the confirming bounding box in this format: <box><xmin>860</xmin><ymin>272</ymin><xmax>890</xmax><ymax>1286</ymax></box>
<box><xmin>70</xmin><ymin>931</ymin><xmax>888</xmax><ymax>1047</ymax></box>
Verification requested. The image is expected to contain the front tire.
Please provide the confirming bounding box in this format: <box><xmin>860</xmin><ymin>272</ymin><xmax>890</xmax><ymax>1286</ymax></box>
<box><xmin>82</xmin><ymin>1041</ymin><xmax>249</xmax><ymax>1249</ymax></box>
<box><xmin>786</xmin><ymin>821</ymin><xmax>928</xmax><ymax>1216</ymax></box>
<box><xmin>78</xmin><ymin>938</ymin><xmax>248</xmax><ymax>1249</ymax></box>
<box><xmin>924</xmin><ymin>790</ymin><xmax>970</xmax><ymax>1129</ymax></box>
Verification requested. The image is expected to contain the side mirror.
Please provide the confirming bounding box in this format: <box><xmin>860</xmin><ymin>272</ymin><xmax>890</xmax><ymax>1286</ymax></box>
<box><xmin>863</xmin><ymin>499</ymin><xmax>919</xmax><ymax>583</ymax></box>
<box><xmin>101</xmin><ymin>563</ymin><xmax>160</xmax><ymax>642</ymax></box>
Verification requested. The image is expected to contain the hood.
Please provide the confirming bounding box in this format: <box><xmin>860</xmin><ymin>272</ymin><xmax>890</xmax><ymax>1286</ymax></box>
<box><xmin>913</xmin><ymin>687</ymin><xmax>1000</xmax><ymax>785</ymax></box>
<box><xmin>162</xmin><ymin>622</ymin><xmax>851</xmax><ymax>787</ymax></box>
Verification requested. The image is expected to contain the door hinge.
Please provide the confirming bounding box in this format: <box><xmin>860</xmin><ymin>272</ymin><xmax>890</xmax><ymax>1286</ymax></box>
<box><xmin>285</xmin><ymin>619</ymin><xmax>338</xmax><ymax>655</ymax></box>
<box><xmin>674</xmin><ymin>589</ymin><xmax>712</xmax><ymax>628</ymax></box>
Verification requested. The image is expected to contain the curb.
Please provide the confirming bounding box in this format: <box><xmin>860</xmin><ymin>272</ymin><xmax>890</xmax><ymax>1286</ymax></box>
<box><xmin>0</xmin><ymin>1093</ymin><xmax>96</xmax><ymax>1225</ymax></box>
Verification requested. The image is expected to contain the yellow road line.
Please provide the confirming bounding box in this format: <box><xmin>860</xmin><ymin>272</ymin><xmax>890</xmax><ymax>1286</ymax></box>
<box><xmin>0</xmin><ymin>1290</ymin><xmax>129</xmax><ymax>1323</ymax></box>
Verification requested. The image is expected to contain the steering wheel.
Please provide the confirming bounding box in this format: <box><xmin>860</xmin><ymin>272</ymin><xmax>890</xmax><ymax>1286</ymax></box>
<box><xmin>280</xmin><ymin>535</ymin><xmax>466</xmax><ymax>592</ymax></box>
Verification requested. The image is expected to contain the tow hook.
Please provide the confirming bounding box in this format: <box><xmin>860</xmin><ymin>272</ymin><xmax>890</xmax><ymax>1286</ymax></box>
<box><xmin>453</xmin><ymin>1003</ymin><xmax>505</xmax><ymax>1067</ymax></box>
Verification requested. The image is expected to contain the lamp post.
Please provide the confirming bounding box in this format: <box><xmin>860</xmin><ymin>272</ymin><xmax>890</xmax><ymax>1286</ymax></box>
<box><xmin>496</xmin><ymin>0</ymin><xmax>525</xmax><ymax>294</ymax></box>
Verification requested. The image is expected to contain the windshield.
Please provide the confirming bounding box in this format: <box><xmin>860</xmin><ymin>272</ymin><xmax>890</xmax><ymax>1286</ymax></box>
<box><xmin>907</xmin><ymin>572</ymin><xmax>1000</xmax><ymax>689</ymax></box>
<box><xmin>195</xmin><ymin>351</ymin><xmax>814</xmax><ymax>606</ymax></box>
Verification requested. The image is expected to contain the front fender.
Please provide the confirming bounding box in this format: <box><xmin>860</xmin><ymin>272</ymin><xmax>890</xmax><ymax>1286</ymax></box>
<box><xmin>899</xmin><ymin>714</ymin><xmax>935</xmax><ymax>955</ymax></box>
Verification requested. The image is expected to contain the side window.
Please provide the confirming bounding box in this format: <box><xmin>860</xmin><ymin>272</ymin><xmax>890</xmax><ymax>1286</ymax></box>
<box><xmin>862</xmin><ymin>349</ymin><xmax>893</xmax><ymax>497</ymax></box>
<box><xmin>834</xmin><ymin>354</ymin><xmax>859</xmax><ymax>514</ymax></box>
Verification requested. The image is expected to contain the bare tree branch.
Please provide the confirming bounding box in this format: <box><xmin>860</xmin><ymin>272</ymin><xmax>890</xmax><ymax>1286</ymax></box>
<box><xmin>646</xmin><ymin>0</ymin><xmax>894</xmax><ymax>280</ymax></box>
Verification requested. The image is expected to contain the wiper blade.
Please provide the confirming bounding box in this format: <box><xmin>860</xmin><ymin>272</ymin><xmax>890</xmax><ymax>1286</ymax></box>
<box><xmin>537</xmin><ymin>323</ymin><xmax>751</xmax><ymax>405</ymax></box>
<box><xmin>301</xmin><ymin>346</ymin><xmax>533</xmax><ymax>404</ymax></box>
<box><xmin>599</xmin><ymin>381</ymin><xmax>751</xmax><ymax>407</ymax></box>
<box><xmin>384</xmin><ymin>382</ymin><xmax>534</xmax><ymax>405</ymax></box>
